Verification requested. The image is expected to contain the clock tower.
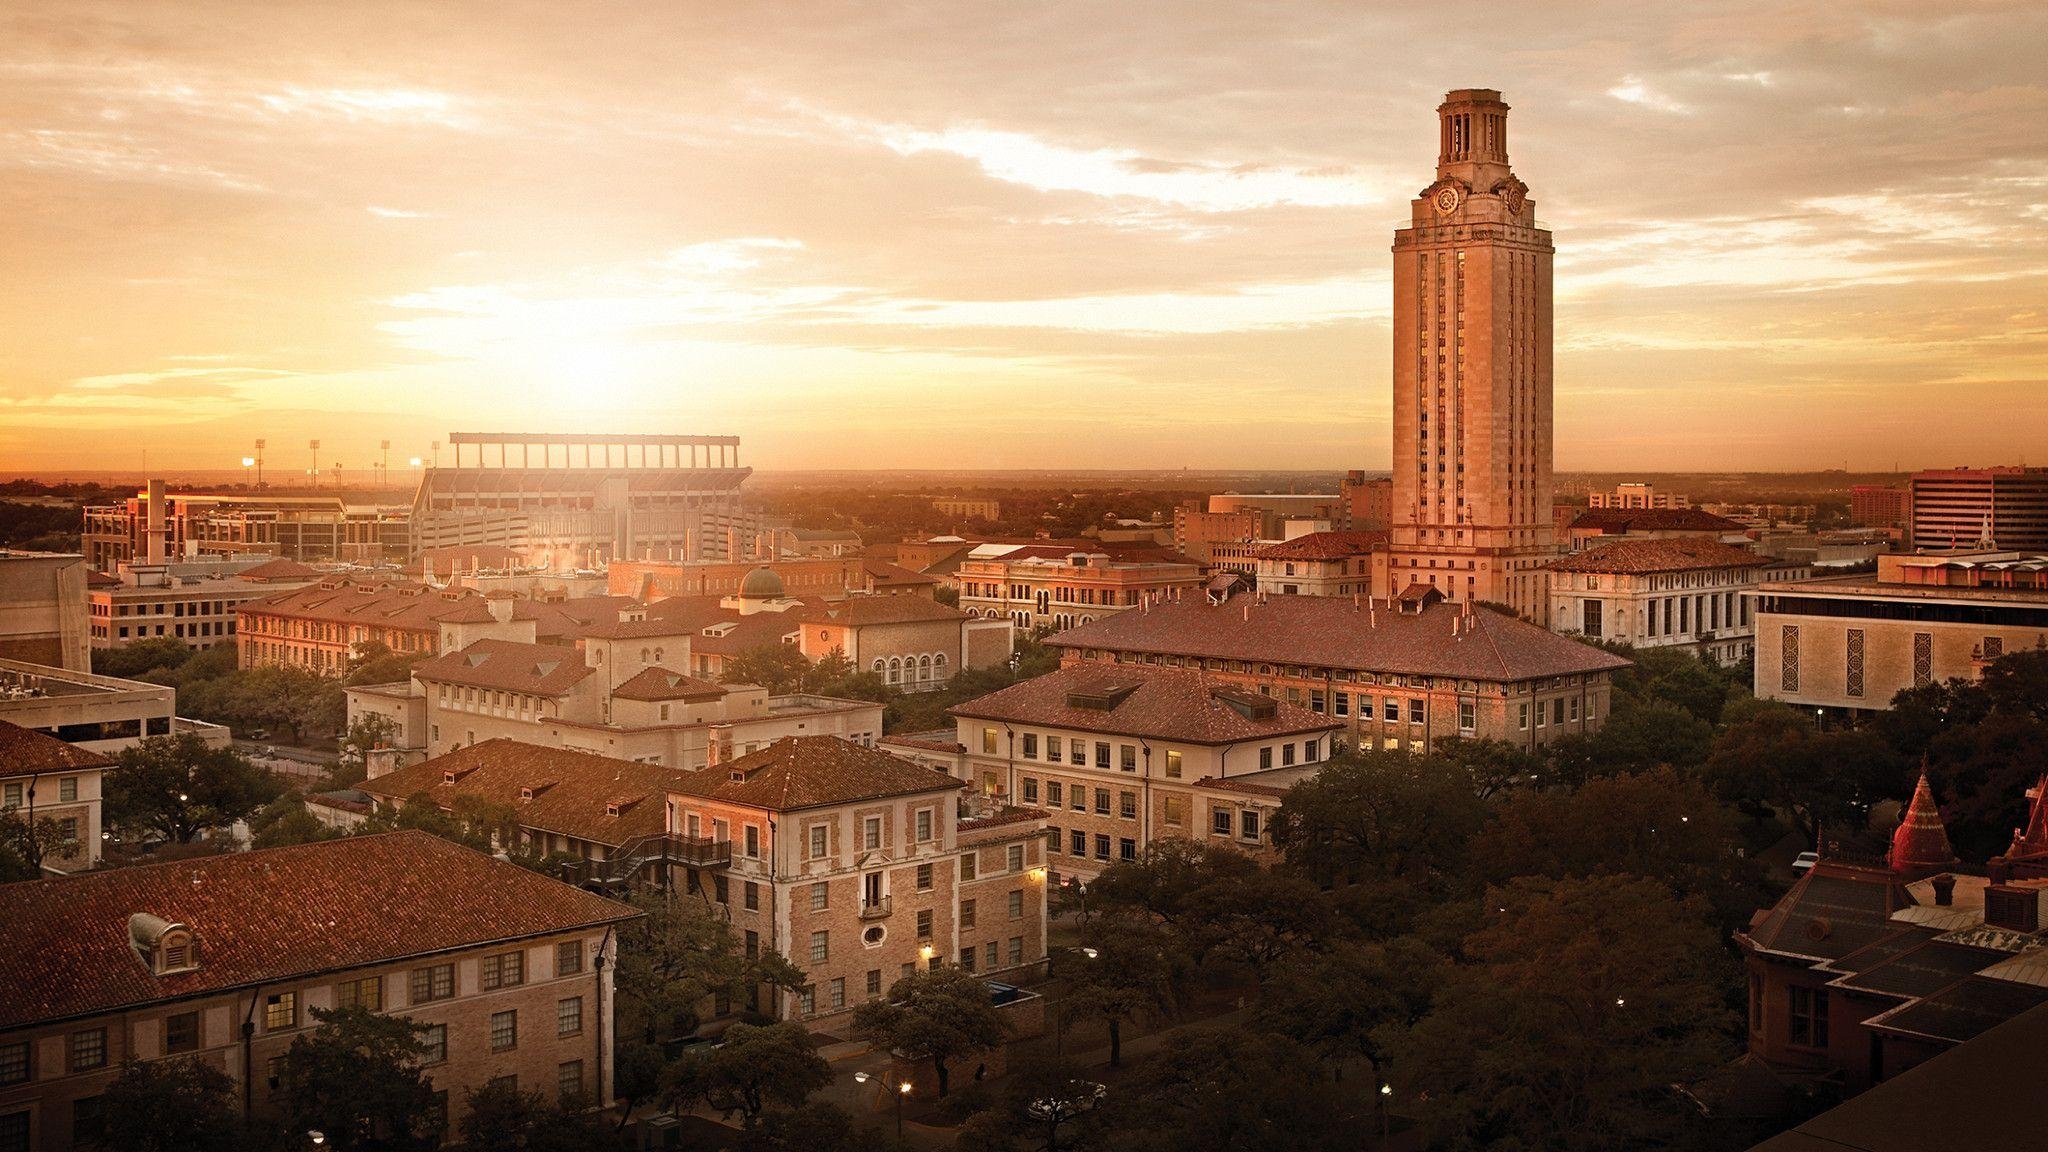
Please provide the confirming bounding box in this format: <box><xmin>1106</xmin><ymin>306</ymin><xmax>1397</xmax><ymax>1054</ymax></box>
<box><xmin>1386</xmin><ymin>88</ymin><xmax>1555</xmax><ymax>624</ymax></box>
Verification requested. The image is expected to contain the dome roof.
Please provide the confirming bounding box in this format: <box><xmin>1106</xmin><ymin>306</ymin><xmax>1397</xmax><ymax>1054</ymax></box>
<box><xmin>739</xmin><ymin>566</ymin><xmax>785</xmax><ymax>599</ymax></box>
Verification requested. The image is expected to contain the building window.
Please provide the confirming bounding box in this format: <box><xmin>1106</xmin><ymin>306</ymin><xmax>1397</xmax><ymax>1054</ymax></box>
<box><xmin>812</xmin><ymin>881</ymin><xmax>831</xmax><ymax>910</ymax></box>
<box><xmin>1282</xmin><ymin>743</ymin><xmax>1297</xmax><ymax>767</ymax></box>
<box><xmin>745</xmin><ymin>825</ymin><xmax>760</xmax><ymax>857</ymax></box>
<box><xmin>960</xmin><ymin>852</ymin><xmax>978</xmax><ymax>881</ymax></box>
<box><xmin>558</xmin><ymin>997</ymin><xmax>583</xmax><ymax>1037</ymax></box>
<box><xmin>481</xmin><ymin>952</ymin><xmax>525</xmax><ymax>990</ymax></box>
<box><xmin>1781</xmin><ymin>625</ymin><xmax>1801</xmax><ymax>692</ymax></box>
<box><xmin>264</xmin><ymin>993</ymin><xmax>296</xmax><ymax>1032</ymax></box>
<box><xmin>1022</xmin><ymin>777</ymin><xmax>1039</xmax><ymax>804</ymax></box>
<box><xmin>1022</xmin><ymin>733</ymin><xmax>1038</xmax><ymax>758</ymax></box>
<box><xmin>411</xmin><ymin>964</ymin><xmax>454</xmax><ymax>1003</ymax></box>
<box><xmin>1008</xmin><ymin>889</ymin><xmax>1024</xmax><ymax>919</ymax></box>
<box><xmin>71</xmin><ymin>1096</ymin><xmax>103</xmax><ymax>1148</ymax></box>
<box><xmin>1788</xmin><ymin>986</ymin><xmax>1828</xmax><ymax>1048</ymax></box>
<box><xmin>1007</xmin><ymin>843</ymin><xmax>1025</xmax><ymax>872</ymax></box>
<box><xmin>916</xmin><ymin>910</ymin><xmax>933</xmax><ymax>940</ymax></box>
<box><xmin>863</xmin><ymin>817</ymin><xmax>882</xmax><ymax>851</ymax></box>
<box><xmin>830</xmin><ymin>977</ymin><xmax>846</xmax><ymax>1010</ymax></box>
<box><xmin>961</xmin><ymin>899</ymin><xmax>977</xmax><ymax>928</ymax></box>
<box><xmin>983</xmin><ymin>727</ymin><xmax>999</xmax><ymax>754</ymax></box>
<box><xmin>1120</xmin><ymin>745</ymin><xmax>1137</xmax><ymax>772</ymax></box>
<box><xmin>1119</xmin><ymin>837</ymin><xmax>1136</xmax><ymax>861</ymax></box>
<box><xmin>1</xmin><ymin>1040</ymin><xmax>30</xmax><ymax>1086</ymax></box>
<box><xmin>1258</xmin><ymin>746</ymin><xmax>1273</xmax><ymax>770</ymax></box>
<box><xmin>808</xmin><ymin>825</ymin><xmax>829</xmax><ymax>858</ymax></box>
<box><xmin>69</xmin><ymin>1029</ymin><xmax>107</xmax><ymax>1072</ymax></box>
<box><xmin>1383</xmin><ymin>698</ymin><xmax>1400</xmax><ymax>723</ymax></box>
<box><xmin>984</xmin><ymin>943</ymin><xmax>998</xmax><ymax>969</ymax></box>
<box><xmin>490</xmin><ymin>1010</ymin><xmax>518</xmax><ymax>1052</ymax></box>
<box><xmin>557</xmin><ymin>1060</ymin><xmax>584</xmax><ymax>1103</ymax></box>
<box><xmin>1165</xmin><ymin>750</ymin><xmax>1182</xmax><ymax>778</ymax></box>
<box><xmin>421</xmin><ymin>1024</ymin><xmax>447</xmax><ymax>1065</ymax></box>
<box><xmin>164</xmin><ymin>1012</ymin><xmax>199</xmax><ymax>1055</ymax></box>
<box><xmin>916</xmin><ymin>809</ymin><xmax>932</xmax><ymax>841</ymax></box>
<box><xmin>58</xmin><ymin>777</ymin><xmax>77</xmax><ymax>803</ymax></box>
<box><xmin>867</xmin><ymin>969</ymin><xmax>883</xmax><ymax>997</ymax></box>
<box><xmin>745</xmin><ymin>930</ymin><xmax>759</xmax><ymax>959</ymax></box>
<box><xmin>1046</xmin><ymin>780</ymin><xmax>1063</xmax><ymax>807</ymax></box>
<box><xmin>1008</xmin><ymin>937</ymin><xmax>1024</xmax><ymax>965</ymax></box>
<box><xmin>1163</xmin><ymin>796</ymin><xmax>1183</xmax><ymax>826</ymax></box>
<box><xmin>745</xmin><ymin>881</ymin><xmax>760</xmax><ymax>911</ymax></box>
<box><xmin>1458</xmin><ymin>700</ymin><xmax>1475</xmax><ymax>734</ymax></box>
<box><xmin>1094</xmin><ymin>834</ymin><xmax>1110</xmax><ymax>861</ymax></box>
<box><xmin>557</xmin><ymin>940</ymin><xmax>583</xmax><ymax>976</ymax></box>
<box><xmin>1095</xmin><ymin>742</ymin><xmax>1111</xmax><ymax>769</ymax></box>
<box><xmin>334</xmin><ymin>976</ymin><xmax>383</xmax><ymax>1011</ymax></box>
<box><xmin>1240</xmin><ymin>811</ymin><xmax>1261</xmax><ymax>840</ymax></box>
<box><xmin>960</xmin><ymin>947</ymin><xmax>977</xmax><ymax>971</ymax></box>
<box><xmin>1212</xmin><ymin>809</ymin><xmax>1232</xmax><ymax>835</ymax></box>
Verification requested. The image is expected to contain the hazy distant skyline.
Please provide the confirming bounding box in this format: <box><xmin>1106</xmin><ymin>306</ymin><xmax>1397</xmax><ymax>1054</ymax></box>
<box><xmin>4</xmin><ymin>1</ymin><xmax>2045</xmax><ymax>474</ymax></box>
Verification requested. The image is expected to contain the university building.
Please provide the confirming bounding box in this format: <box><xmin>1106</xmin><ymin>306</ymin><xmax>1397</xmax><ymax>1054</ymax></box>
<box><xmin>0</xmin><ymin>722</ymin><xmax>112</xmax><ymax>876</ymax></box>
<box><xmin>88</xmin><ymin>558</ymin><xmax>320</xmax><ymax>651</ymax></box>
<box><xmin>1044</xmin><ymin>587</ymin><xmax>1629</xmax><ymax>752</ymax></box>
<box><xmin>1252</xmin><ymin>531</ymin><xmax>1387</xmax><ymax>597</ymax></box>
<box><xmin>956</xmin><ymin>548</ymin><xmax>1203</xmax><ymax>632</ymax></box>
<box><xmin>1385</xmin><ymin>90</ymin><xmax>1558</xmax><ymax>625</ymax></box>
<box><xmin>0</xmin><ymin>833</ymin><xmax>639</xmax><ymax>1151</ymax></box>
<box><xmin>890</xmin><ymin>664</ymin><xmax>1341</xmax><ymax>883</ymax></box>
<box><xmin>1754</xmin><ymin>552</ymin><xmax>2048</xmax><ymax>715</ymax></box>
<box><xmin>1546</xmin><ymin>538</ymin><xmax>1762</xmax><ymax>666</ymax></box>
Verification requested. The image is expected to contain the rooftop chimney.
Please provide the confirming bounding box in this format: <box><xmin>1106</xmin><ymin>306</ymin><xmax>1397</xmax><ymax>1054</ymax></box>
<box><xmin>1930</xmin><ymin>873</ymin><xmax>1956</xmax><ymax>907</ymax></box>
<box><xmin>145</xmin><ymin>479</ymin><xmax>167</xmax><ymax>565</ymax></box>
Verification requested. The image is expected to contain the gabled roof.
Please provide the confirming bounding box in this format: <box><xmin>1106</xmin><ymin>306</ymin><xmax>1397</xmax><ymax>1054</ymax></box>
<box><xmin>576</xmin><ymin>617</ymin><xmax>697</xmax><ymax>640</ymax></box>
<box><xmin>1547</xmin><ymin>538</ymin><xmax>1762</xmax><ymax>575</ymax></box>
<box><xmin>1254</xmin><ymin>530</ymin><xmax>1388</xmax><ymax>561</ymax></box>
<box><xmin>670</xmin><ymin>736</ymin><xmax>963</xmax><ymax>811</ymax></box>
<box><xmin>0</xmin><ymin>720</ymin><xmax>115</xmax><ymax>779</ymax></box>
<box><xmin>802</xmin><ymin>595</ymin><xmax>967</xmax><ymax>627</ymax></box>
<box><xmin>948</xmin><ymin>664</ymin><xmax>1339</xmax><ymax>745</ymax></box>
<box><xmin>234</xmin><ymin>558</ymin><xmax>324</xmax><ymax>582</ymax></box>
<box><xmin>1742</xmin><ymin>862</ymin><xmax>1921</xmax><ymax>963</ymax></box>
<box><xmin>0</xmin><ymin>831</ymin><xmax>637</xmax><ymax>1030</ymax></box>
<box><xmin>360</xmin><ymin>740</ymin><xmax>685</xmax><ymax>847</ymax></box>
<box><xmin>410</xmin><ymin>639</ymin><xmax>593</xmax><ymax>697</ymax></box>
<box><xmin>611</xmin><ymin>668</ymin><xmax>728</xmax><ymax>702</ymax></box>
<box><xmin>1045</xmin><ymin>596</ymin><xmax>1630</xmax><ymax>683</ymax></box>
<box><xmin>641</xmin><ymin>596</ymin><xmax>814</xmax><ymax>654</ymax></box>
<box><xmin>860</xmin><ymin>560</ymin><xmax>937</xmax><ymax>587</ymax></box>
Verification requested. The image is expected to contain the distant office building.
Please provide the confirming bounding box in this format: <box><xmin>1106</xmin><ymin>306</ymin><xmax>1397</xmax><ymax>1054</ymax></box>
<box><xmin>82</xmin><ymin>480</ymin><xmax>409</xmax><ymax>569</ymax></box>
<box><xmin>87</xmin><ymin>557</ymin><xmax>320</xmax><ymax>651</ymax></box>
<box><xmin>1171</xmin><ymin>504</ymin><xmax>1261</xmax><ymax>566</ymax></box>
<box><xmin>1546</xmin><ymin>538</ymin><xmax>1761</xmax><ymax>666</ymax></box>
<box><xmin>0</xmin><ymin>551</ymin><xmax>88</xmax><ymax>671</ymax></box>
<box><xmin>1851</xmin><ymin>485</ymin><xmax>1909</xmax><ymax>528</ymax></box>
<box><xmin>606</xmin><ymin>557</ymin><xmax>934</xmax><ymax>602</ymax></box>
<box><xmin>1046</xmin><ymin>587</ymin><xmax>1630</xmax><ymax>751</ymax></box>
<box><xmin>1253</xmin><ymin>531</ymin><xmax>1388</xmax><ymax>597</ymax></box>
<box><xmin>1340</xmin><ymin>472</ymin><xmax>1394</xmax><ymax>531</ymax></box>
<box><xmin>0</xmin><ymin>832</ymin><xmax>639</xmax><ymax>1150</ymax></box>
<box><xmin>931</xmin><ymin>498</ymin><xmax>1000</xmax><ymax>521</ymax></box>
<box><xmin>409</xmin><ymin>432</ymin><xmax>752</xmax><ymax>565</ymax></box>
<box><xmin>1386</xmin><ymin>91</ymin><xmax>1557</xmax><ymax>624</ymax></box>
<box><xmin>1586</xmin><ymin>482</ymin><xmax>1690</xmax><ymax>510</ymax></box>
<box><xmin>1907</xmin><ymin>467</ymin><xmax>2048</xmax><ymax>551</ymax></box>
<box><xmin>1754</xmin><ymin>551</ymin><xmax>2048</xmax><ymax>715</ymax></box>
<box><xmin>957</xmin><ymin>548</ymin><xmax>1203</xmax><ymax>632</ymax></box>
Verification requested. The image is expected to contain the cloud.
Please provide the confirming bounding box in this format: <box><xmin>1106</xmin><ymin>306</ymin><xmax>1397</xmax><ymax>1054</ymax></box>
<box><xmin>1606</xmin><ymin>77</ymin><xmax>1689</xmax><ymax>114</ymax></box>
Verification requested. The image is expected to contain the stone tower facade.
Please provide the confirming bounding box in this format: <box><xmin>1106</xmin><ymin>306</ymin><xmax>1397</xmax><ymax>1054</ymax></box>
<box><xmin>1386</xmin><ymin>89</ymin><xmax>1556</xmax><ymax>624</ymax></box>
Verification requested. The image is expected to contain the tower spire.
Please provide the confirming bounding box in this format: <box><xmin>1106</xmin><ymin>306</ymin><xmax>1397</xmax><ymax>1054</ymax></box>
<box><xmin>1889</xmin><ymin>764</ymin><xmax>1958</xmax><ymax>876</ymax></box>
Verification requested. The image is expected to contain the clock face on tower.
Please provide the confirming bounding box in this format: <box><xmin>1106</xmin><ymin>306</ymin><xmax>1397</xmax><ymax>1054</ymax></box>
<box><xmin>1432</xmin><ymin>185</ymin><xmax>1462</xmax><ymax>215</ymax></box>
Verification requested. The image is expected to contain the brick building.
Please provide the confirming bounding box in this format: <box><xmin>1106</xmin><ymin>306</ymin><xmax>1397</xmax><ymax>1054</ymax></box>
<box><xmin>662</xmin><ymin>737</ymin><xmax>1049</xmax><ymax>1027</ymax></box>
<box><xmin>1850</xmin><ymin>485</ymin><xmax>1909</xmax><ymax>529</ymax></box>
<box><xmin>1044</xmin><ymin>587</ymin><xmax>1628</xmax><ymax>752</ymax></box>
<box><xmin>957</xmin><ymin>549</ymin><xmax>1203</xmax><ymax>633</ymax></box>
<box><xmin>1546</xmin><ymin>538</ymin><xmax>1762</xmax><ymax>666</ymax></box>
<box><xmin>1252</xmin><ymin>531</ymin><xmax>1388</xmax><ymax>597</ymax></box>
<box><xmin>897</xmin><ymin>664</ymin><xmax>1341</xmax><ymax>883</ymax></box>
<box><xmin>0</xmin><ymin>832</ymin><xmax>638</xmax><ymax>1151</ymax></box>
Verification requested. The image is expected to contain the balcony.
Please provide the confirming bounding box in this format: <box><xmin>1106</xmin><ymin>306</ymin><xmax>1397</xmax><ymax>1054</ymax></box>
<box><xmin>671</xmin><ymin>836</ymin><xmax>732</xmax><ymax>867</ymax></box>
<box><xmin>859</xmin><ymin>896</ymin><xmax>893</xmax><ymax>920</ymax></box>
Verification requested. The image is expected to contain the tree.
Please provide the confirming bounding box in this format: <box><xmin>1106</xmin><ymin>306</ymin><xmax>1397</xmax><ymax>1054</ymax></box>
<box><xmin>1877</xmin><ymin>650</ymin><xmax>2048</xmax><ymax>856</ymax></box>
<box><xmin>1084</xmin><ymin>839</ymin><xmax>1258</xmax><ymax>932</ymax></box>
<box><xmin>614</xmin><ymin>890</ymin><xmax>804</xmax><ymax>1044</ymax></box>
<box><xmin>106</xmin><ymin>733</ymin><xmax>281</xmax><ymax>843</ymax></box>
<box><xmin>1098</xmin><ymin>1027</ymin><xmax>1355</xmax><ymax>1152</ymax></box>
<box><xmin>99</xmin><ymin>1056</ymin><xmax>245</xmax><ymax>1152</ymax></box>
<box><xmin>1701</xmin><ymin>698</ymin><xmax>1904</xmax><ymax>849</ymax></box>
<box><xmin>93</xmin><ymin>636</ymin><xmax>197</xmax><ymax>680</ymax></box>
<box><xmin>957</xmin><ymin>1055</ymin><xmax>1110</xmax><ymax>1152</ymax></box>
<box><xmin>1392</xmin><ymin>875</ymin><xmax>1737</xmax><ymax>1152</ymax></box>
<box><xmin>1062</xmin><ymin>918</ymin><xmax>1184</xmax><ymax>1068</ymax></box>
<box><xmin>662</xmin><ymin>1022</ymin><xmax>834</xmax><ymax>1126</ymax></box>
<box><xmin>852</xmin><ymin>964</ymin><xmax>1009</xmax><ymax>1098</ymax></box>
<box><xmin>459</xmin><ymin>1079</ymin><xmax>627</xmax><ymax>1151</ymax></box>
<box><xmin>933</xmin><ymin>585</ymin><xmax>960</xmax><ymax>608</ymax></box>
<box><xmin>0</xmin><ymin>809</ymin><xmax>72</xmax><ymax>875</ymax></box>
<box><xmin>249</xmin><ymin>795</ymin><xmax>343</xmax><ymax>849</ymax></box>
<box><xmin>335</xmin><ymin>712</ymin><xmax>399</xmax><ymax>786</ymax></box>
<box><xmin>1258</xmin><ymin>937</ymin><xmax>1437</xmax><ymax>1105</ymax></box>
<box><xmin>610</xmin><ymin>1041</ymin><xmax>666</xmax><ymax>1132</ymax></box>
<box><xmin>346</xmin><ymin>639</ymin><xmax>421</xmax><ymax>688</ymax></box>
<box><xmin>1430</xmin><ymin>736</ymin><xmax>1543</xmax><ymax>799</ymax></box>
<box><xmin>723</xmin><ymin>643</ymin><xmax>814</xmax><ymax>694</ymax></box>
<box><xmin>1269</xmin><ymin>748</ymin><xmax>1489</xmax><ymax>888</ymax></box>
<box><xmin>739</xmin><ymin>1101</ymin><xmax>880</xmax><ymax>1152</ymax></box>
<box><xmin>274</xmin><ymin>1005</ymin><xmax>440</xmax><ymax>1151</ymax></box>
<box><xmin>1547</xmin><ymin>699</ymin><xmax>1715</xmax><ymax>784</ymax></box>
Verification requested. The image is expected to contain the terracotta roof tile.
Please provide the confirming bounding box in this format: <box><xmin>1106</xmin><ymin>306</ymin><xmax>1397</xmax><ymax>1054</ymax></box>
<box><xmin>669</xmin><ymin>736</ymin><xmax>963</xmax><ymax>811</ymax></box>
<box><xmin>800</xmin><ymin>596</ymin><xmax>967</xmax><ymax>627</ymax></box>
<box><xmin>1547</xmin><ymin>538</ymin><xmax>1762</xmax><ymax>575</ymax></box>
<box><xmin>1046</xmin><ymin>597</ymin><xmax>1630</xmax><ymax>683</ymax></box>
<box><xmin>234</xmin><ymin>558</ymin><xmax>324</xmax><ymax>582</ymax></box>
<box><xmin>0</xmin><ymin>831</ymin><xmax>638</xmax><ymax>1030</ymax></box>
<box><xmin>0</xmin><ymin>720</ymin><xmax>115</xmax><ymax>778</ymax></box>
<box><xmin>360</xmin><ymin>740</ymin><xmax>683</xmax><ymax>846</ymax></box>
<box><xmin>610</xmin><ymin>668</ymin><xmax>729</xmax><ymax>702</ymax></box>
<box><xmin>1254</xmin><ymin>531</ymin><xmax>1388</xmax><ymax>561</ymax></box>
<box><xmin>641</xmin><ymin>596</ymin><xmax>811</xmax><ymax>654</ymax></box>
<box><xmin>861</xmin><ymin>560</ymin><xmax>938</xmax><ymax>587</ymax></box>
<box><xmin>948</xmin><ymin>665</ymin><xmax>1339</xmax><ymax>745</ymax></box>
<box><xmin>411</xmin><ymin>639</ymin><xmax>594</xmax><ymax>696</ymax></box>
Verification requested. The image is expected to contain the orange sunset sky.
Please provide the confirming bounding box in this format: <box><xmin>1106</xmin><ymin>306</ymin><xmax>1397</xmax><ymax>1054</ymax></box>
<box><xmin>3</xmin><ymin>1</ymin><xmax>2045</xmax><ymax>475</ymax></box>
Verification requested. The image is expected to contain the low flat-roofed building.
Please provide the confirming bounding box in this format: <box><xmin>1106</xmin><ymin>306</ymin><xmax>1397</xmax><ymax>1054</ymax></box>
<box><xmin>0</xmin><ymin>831</ymin><xmax>639</xmax><ymax>1151</ymax></box>
<box><xmin>1044</xmin><ymin>586</ymin><xmax>1630</xmax><ymax>752</ymax></box>
<box><xmin>1546</xmin><ymin>537</ymin><xmax>1762</xmax><ymax>666</ymax></box>
<box><xmin>0</xmin><ymin>659</ymin><xmax>227</xmax><ymax>758</ymax></box>
<box><xmin>1753</xmin><ymin>551</ymin><xmax>2048</xmax><ymax>715</ymax></box>
<box><xmin>0</xmin><ymin>552</ymin><xmax>89</xmax><ymax>673</ymax></box>
<box><xmin>88</xmin><ymin>557</ymin><xmax>321</xmax><ymax>651</ymax></box>
<box><xmin>906</xmin><ymin>663</ymin><xmax>1342</xmax><ymax>883</ymax></box>
<box><xmin>662</xmin><ymin>736</ymin><xmax>1049</xmax><ymax>1026</ymax></box>
<box><xmin>0</xmin><ymin>722</ymin><xmax>113</xmax><ymax>874</ymax></box>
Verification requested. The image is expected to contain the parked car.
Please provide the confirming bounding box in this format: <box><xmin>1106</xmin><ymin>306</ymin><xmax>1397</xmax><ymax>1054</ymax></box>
<box><xmin>1792</xmin><ymin>851</ymin><xmax>1819</xmax><ymax>874</ymax></box>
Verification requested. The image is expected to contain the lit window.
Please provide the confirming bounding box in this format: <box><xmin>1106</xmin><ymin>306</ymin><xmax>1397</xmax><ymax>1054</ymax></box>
<box><xmin>264</xmin><ymin>993</ymin><xmax>296</xmax><ymax>1032</ymax></box>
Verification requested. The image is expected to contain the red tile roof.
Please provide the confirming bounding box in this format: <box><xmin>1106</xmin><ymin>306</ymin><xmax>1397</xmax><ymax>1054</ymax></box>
<box><xmin>948</xmin><ymin>664</ymin><xmax>1339</xmax><ymax>745</ymax></box>
<box><xmin>642</xmin><ymin>596</ymin><xmax>812</xmax><ymax>655</ymax></box>
<box><xmin>235</xmin><ymin>558</ymin><xmax>324</xmax><ymax>582</ymax></box>
<box><xmin>0</xmin><ymin>831</ymin><xmax>638</xmax><ymax>1030</ymax></box>
<box><xmin>1254</xmin><ymin>530</ymin><xmax>1388</xmax><ymax>561</ymax></box>
<box><xmin>861</xmin><ymin>560</ymin><xmax>939</xmax><ymax>587</ymax></box>
<box><xmin>1546</xmin><ymin>538</ymin><xmax>1761</xmax><ymax>575</ymax></box>
<box><xmin>0</xmin><ymin>720</ymin><xmax>115</xmax><ymax>779</ymax></box>
<box><xmin>243</xmin><ymin>578</ymin><xmax>485</xmax><ymax>632</ymax></box>
<box><xmin>1046</xmin><ymin>596</ymin><xmax>1630</xmax><ymax>683</ymax></box>
<box><xmin>611</xmin><ymin>668</ymin><xmax>729</xmax><ymax>702</ymax></box>
<box><xmin>576</xmin><ymin>617</ymin><xmax>699</xmax><ymax>640</ymax></box>
<box><xmin>669</xmin><ymin>736</ymin><xmax>963</xmax><ymax>811</ymax></box>
<box><xmin>360</xmin><ymin>740</ymin><xmax>685</xmax><ymax>847</ymax></box>
<box><xmin>801</xmin><ymin>595</ymin><xmax>967</xmax><ymax>627</ymax></box>
<box><xmin>410</xmin><ymin>639</ymin><xmax>594</xmax><ymax>696</ymax></box>
<box><xmin>1568</xmin><ymin>507</ymin><xmax>1746</xmax><ymax>534</ymax></box>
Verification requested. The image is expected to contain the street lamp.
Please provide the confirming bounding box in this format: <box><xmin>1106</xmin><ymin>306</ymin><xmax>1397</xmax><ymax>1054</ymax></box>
<box><xmin>896</xmin><ymin>1080</ymin><xmax>913</xmax><ymax>1140</ymax></box>
<box><xmin>1379</xmin><ymin>1085</ymin><xmax>1393</xmax><ymax>1142</ymax></box>
<box><xmin>309</xmin><ymin>1132</ymin><xmax>325</xmax><ymax>1146</ymax></box>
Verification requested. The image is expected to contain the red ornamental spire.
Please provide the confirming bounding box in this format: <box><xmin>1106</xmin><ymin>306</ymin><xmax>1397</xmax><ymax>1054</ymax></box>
<box><xmin>2013</xmin><ymin>773</ymin><xmax>2048</xmax><ymax>859</ymax></box>
<box><xmin>1890</xmin><ymin>769</ymin><xmax>1958</xmax><ymax>874</ymax></box>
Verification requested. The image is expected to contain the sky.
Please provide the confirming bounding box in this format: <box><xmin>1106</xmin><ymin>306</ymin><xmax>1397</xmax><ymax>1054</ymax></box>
<box><xmin>3</xmin><ymin>1</ymin><xmax>2045</xmax><ymax>476</ymax></box>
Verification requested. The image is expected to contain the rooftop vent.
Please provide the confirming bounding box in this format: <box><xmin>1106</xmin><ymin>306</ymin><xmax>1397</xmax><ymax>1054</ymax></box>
<box><xmin>128</xmin><ymin>914</ymin><xmax>200</xmax><ymax>976</ymax></box>
<box><xmin>1209</xmin><ymin>687</ymin><xmax>1277</xmax><ymax>721</ymax></box>
<box><xmin>1065</xmin><ymin>683</ymin><xmax>1140</xmax><ymax>711</ymax></box>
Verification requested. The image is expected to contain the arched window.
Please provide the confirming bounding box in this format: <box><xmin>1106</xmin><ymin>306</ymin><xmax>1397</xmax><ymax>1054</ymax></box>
<box><xmin>887</xmin><ymin>657</ymin><xmax>901</xmax><ymax>685</ymax></box>
<box><xmin>872</xmin><ymin>658</ymin><xmax>885</xmax><ymax>673</ymax></box>
<box><xmin>653</xmin><ymin>647</ymin><xmax>663</xmax><ymax>663</ymax></box>
<box><xmin>640</xmin><ymin>648</ymin><xmax>650</xmax><ymax>662</ymax></box>
<box><xmin>919</xmin><ymin>655</ymin><xmax>932</xmax><ymax>680</ymax></box>
<box><xmin>933</xmin><ymin>653</ymin><xmax>948</xmax><ymax>677</ymax></box>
